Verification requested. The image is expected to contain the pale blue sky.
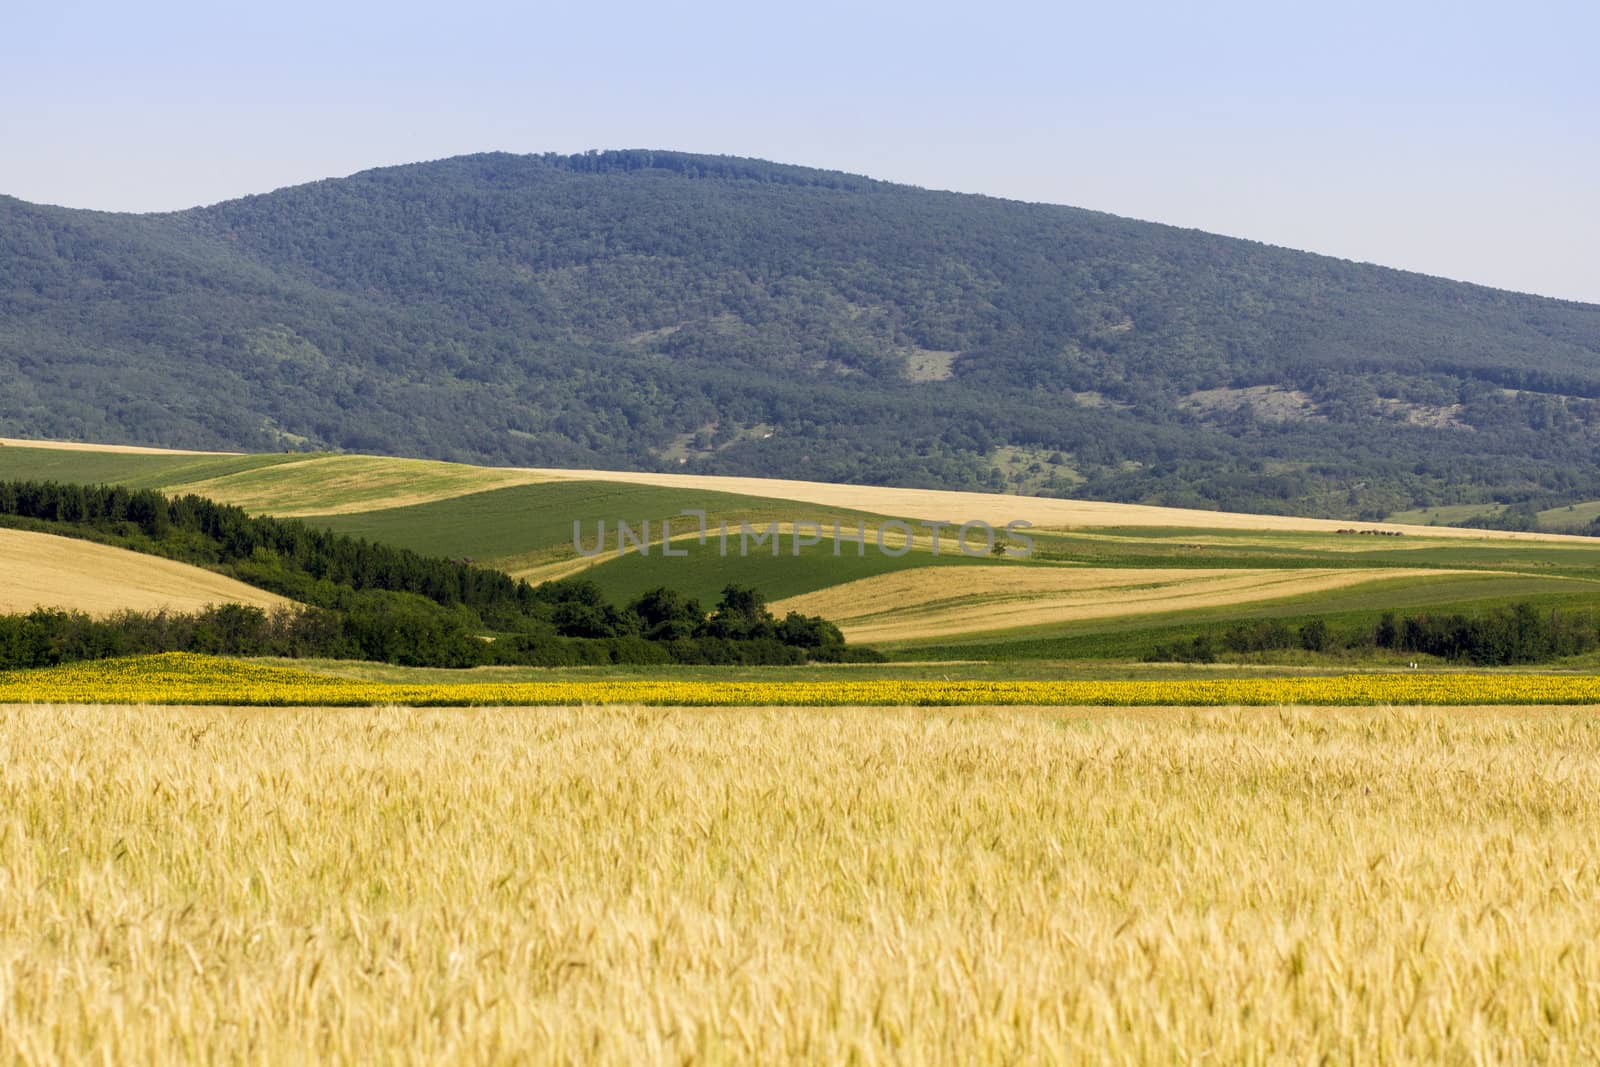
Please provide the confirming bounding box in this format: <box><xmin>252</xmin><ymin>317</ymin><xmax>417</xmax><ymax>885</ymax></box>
<box><xmin>3</xmin><ymin>0</ymin><xmax>1596</xmax><ymax>301</ymax></box>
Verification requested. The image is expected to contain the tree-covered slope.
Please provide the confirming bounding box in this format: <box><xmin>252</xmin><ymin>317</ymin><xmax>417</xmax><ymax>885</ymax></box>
<box><xmin>4</xmin><ymin>149</ymin><xmax>1600</xmax><ymax>517</ymax></box>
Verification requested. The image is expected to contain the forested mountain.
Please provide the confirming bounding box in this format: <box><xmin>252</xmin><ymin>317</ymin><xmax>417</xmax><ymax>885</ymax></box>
<box><xmin>4</xmin><ymin>149</ymin><xmax>1599</xmax><ymax>518</ymax></box>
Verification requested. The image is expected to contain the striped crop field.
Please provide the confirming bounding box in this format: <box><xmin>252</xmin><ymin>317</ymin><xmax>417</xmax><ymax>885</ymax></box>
<box><xmin>770</xmin><ymin>565</ymin><xmax>1487</xmax><ymax>643</ymax></box>
<box><xmin>3</xmin><ymin>437</ymin><xmax>1592</xmax><ymax>542</ymax></box>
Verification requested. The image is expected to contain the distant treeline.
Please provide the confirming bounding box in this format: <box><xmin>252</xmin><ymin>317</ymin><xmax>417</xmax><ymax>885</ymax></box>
<box><xmin>0</xmin><ymin>480</ymin><xmax>879</xmax><ymax>668</ymax></box>
<box><xmin>1146</xmin><ymin>603</ymin><xmax>1596</xmax><ymax>666</ymax></box>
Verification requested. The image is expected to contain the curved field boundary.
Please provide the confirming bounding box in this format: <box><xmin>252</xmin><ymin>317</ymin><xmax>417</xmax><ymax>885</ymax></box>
<box><xmin>0</xmin><ymin>529</ymin><xmax>291</xmax><ymax>617</ymax></box>
<box><xmin>0</xmin><ymin>437</ymin><xmax>240</xmax><ymax>456</ymax></box>
<box><xmin>0</xmin><ymin>444</ymin><xmax>299</xmax><ymax>489</ymax></box>
<box><xmin>5</xmin><ymin>653</ymin><xmax>1600</xmax><ymax>707</ymax></box>
<box><xmin>166</xmin><ymin>455</ymin><xmax>559</xmax><ymax>516</ymax></box>
<box><xmin>525</xmin><ymin>467</ymin><xmax>1594</xmax><ymax>543</ymax></box>
<box><xmin>771</xmin><ymin>566</ymin><xmax>1498</xmax><ymax>643</ymax></box>
<box><xmin>2</xmin><ymin>439</ymin><xmax>1588</xmax><ymax>542</ymax></box>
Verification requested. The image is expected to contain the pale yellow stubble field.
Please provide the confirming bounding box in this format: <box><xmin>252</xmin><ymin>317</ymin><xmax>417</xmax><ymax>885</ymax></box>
<box><xmin>2</xmin><ymin>703</ymin><xmax>1597</xmax><ymax>1063</ymax></box>
<box><xmin>770</xmin><ymin>565</ymin><xmax>1475</xmax><ymax>642</ymax></box>
<box><xmin>0</xmin><ymin>528</ymin><xmax>291</xmax><ymax>617</ymax></box>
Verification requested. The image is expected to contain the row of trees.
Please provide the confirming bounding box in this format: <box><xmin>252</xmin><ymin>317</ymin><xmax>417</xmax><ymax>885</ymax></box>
<box><xmin>1146</xmin><ymin>603</ymin><xmax>1597</xmax><ymax>666</ymax></box>
<box><xmin>0</xmin><ymin>479</ymin><xmax>538</xmax><ymax>621</ymax></box>
<box><xmin>0</xmin><ymin>582</ymin><xmax>877</xmax><ymax>671</ymax></box>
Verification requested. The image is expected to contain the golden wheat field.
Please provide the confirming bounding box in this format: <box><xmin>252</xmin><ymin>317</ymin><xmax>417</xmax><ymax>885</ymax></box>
<box><xmin>2</xmin><ymin>702</ymin><xmax>1598</xmax><ymax>1063</ymax></box>
<box><xmin>0</xmin><ymin>529</ymin><xmax>292</xmax><ymax>618</ymax></box>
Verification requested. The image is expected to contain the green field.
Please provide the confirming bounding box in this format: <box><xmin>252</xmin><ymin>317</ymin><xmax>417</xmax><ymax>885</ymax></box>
<box><xmin>1386</xmin><ymin>502</ymin><xmax>1505</xmax><ymax>526</ymax></box>
<box><xmin>0</xmin><ymin>444</ymin><xmax>298</xmax><ymax>488</ymax></box>
<box><xmin>307</xmin><ymin>480</ymin><xmax>893</xmax><ymax>573</ymax></box>
<box><xmin>1540</xmin><ymin>499</ymin><xmax>1600</xmax><ymax>531</ymax></box>
<box><xmin>575</xmin><ymin>535</ymin><xmax>1017</xmax><ymax>605</ymax></box>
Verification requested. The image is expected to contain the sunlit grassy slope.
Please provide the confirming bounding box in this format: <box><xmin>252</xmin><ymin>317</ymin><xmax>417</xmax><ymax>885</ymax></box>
<box><xmin>1539</xmin><ymin>499</ymin><xmax>1600</xmax><ymax>532</ymax></box>
<box><xmin>1391</xmin><ymin>497</ymin><xmax>1600</xmax><ymax>534</ymax></box>
<box><xmin>4</xmin><ymin>702</ymin><xmax>1598</xmax><ymax>1061</ymax></box>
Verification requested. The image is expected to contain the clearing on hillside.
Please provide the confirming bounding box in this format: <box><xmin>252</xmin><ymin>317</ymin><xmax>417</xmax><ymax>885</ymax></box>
<box><xmin>0</xmin><ymin>528</ymin><xmax>290</xmax><ymax>617</ymax></box>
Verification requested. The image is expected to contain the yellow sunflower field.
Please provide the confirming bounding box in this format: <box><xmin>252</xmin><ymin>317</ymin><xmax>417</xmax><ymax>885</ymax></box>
<box><xmin>3</xmin><ymin>652</ymin><xmax>1599</xmax><ymax>706</ymax></box>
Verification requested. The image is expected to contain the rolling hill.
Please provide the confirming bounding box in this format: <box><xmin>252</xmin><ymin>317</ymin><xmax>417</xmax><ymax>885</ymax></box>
<box><xmin>4</xmin><ymin>151</ymin><xmax>1600</xmax><ymax>520</ymax></box>
<box><xmin>4</xmin><ymin>439</ymin><xmax>1598</xmax><ymax>661</ymax></box>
